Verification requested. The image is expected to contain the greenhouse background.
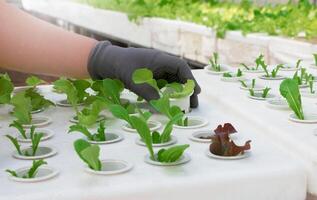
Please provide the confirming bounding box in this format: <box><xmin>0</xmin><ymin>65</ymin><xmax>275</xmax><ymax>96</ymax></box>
<box><xmin>1</xmin><ymin>1</ymin><xmax>317</xmax><ymax>200</ymax></box>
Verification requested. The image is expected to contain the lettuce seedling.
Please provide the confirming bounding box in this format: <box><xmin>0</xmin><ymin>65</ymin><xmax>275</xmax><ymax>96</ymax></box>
<box><xmin>308</xmin><ymin>75</ymin><xmax>315</xmax><ymax>94</ymax></box>
<box><xmin>26</xmin><ymin>76</ymin><xmax>45</xmax><ymax>87</ymax></box>
<box><xmin>258</xmin><ymin>56</ymin><xmax>283</xmax><ymax>78</ymax></box>
<box><xmin>293</xmin><ymin>68</ymin><xmax>308</xmax><ymax>85</ymax></box>
<box><xmin>6</xmin><ymin>159</ymin><xmax>47</xmax><ymax>179</ymax></box>
<box><xmin>131</xmin><ymin>115</ymin><xmax>189</xmax><ymax>162</ymax></box>
<box><xmin>10</xmin><ymin>92</ymin><xmax>32</xmax><ymax>124</ymax></box>
<box><xmin>209</xmin><ymin>131</ymin><xmax>251</xmax><ymax>157</ymax></box>
<box><xmin>109</xmin><ymin>104</ymin><xmax>151</xmax><ymax>129</ymax></box>
<box><xmin>24</xmin><ymin>88</ymin><xmax>55</xmax><ymax>112</ymax></box>
<box><xmin>313</xmin><ymin>54</ymin><xmax>317</xmax><ymax>66</ymax></box>
<box><xmin>10</xmin><ymin>120</ymin><xmax>29</xmax><ymax>139</ymax></box>
<box><xmin>150</xmin><ymin>95</ymin><xmax>187</xmax><ymax>126</ymax></box>
<box><xmin>280</xmin><ymin>79</ymin><xmax>304</xmax><ymax>120</ymax></box>
<box><xmin>150</xmin><ymin>113</ymin><xmax>182</xmax><ymax>144</ymax></box>
<box><xmin>76</xmin><ymin>97</ymin><xmax>107</xmax><ymax>127</ymax></box>
<box><xmin>6</xmin><ymin>126</ymin><xmax>43</xmax><ymax>156</ymax></box>
<box><xmin>208</xmin><ymin>52</ymin><xmax>221</xmax><ymax>72</ymax></box>
<box><xmin>223</xmin><ymin>69</ymin><xmax>243</xmax><ymax>78</ymax></box>
<box><xmin>249</xmin><ymin>87</ymin><xmax>271</xmax><ymax>98</ymax></box>
<box><xmin>69</xmin><ymin>121</ymin><xmax>106</xmax><ymax>141</ymax></box>
<box><xmin>91</xmin><ymin>78</ymin><xmax>124</xmax><ymax>105</ymax></box>
<box><xmin>53</xmin><ymin>78</ymin><xmax>91</xmax><ymax>111</ymax></box>
<box><xmin>255</xmin><ymin>54</ymin><xmax>264</xmax><ymax>70</ymax></box>
<box><xmin>0</xmin><ymin>73</ymin><xmax>14</xmax><ymax>104</ymax></box>
<box><xmin>74</xmin><ymin>139</ymin><xmax>102</xmax><ymax>171</ymax></box>
<box><xmin>240</xmin><ymin>54</ymin><xmax>264</xmax><ymax>71</ymax></box>
<box><xmin>132</xmin><ymin>68</ymin><xmax>195</xmax><ymax>99</ymax></box>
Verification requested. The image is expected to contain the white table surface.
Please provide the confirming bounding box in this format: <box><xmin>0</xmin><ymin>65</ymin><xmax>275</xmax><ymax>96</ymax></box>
<box><xmin>194</xmin><ymin>67</ymin><xmax>317</xmax><ymax>195</ymax></box>
<box><xmin>0</xmin><ymin>85</ymin><xmax>307</xmax><ymax>200</ymax></box>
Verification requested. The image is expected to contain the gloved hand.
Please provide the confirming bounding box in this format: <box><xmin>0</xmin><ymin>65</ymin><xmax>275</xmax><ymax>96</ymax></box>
<box><xmin>87</xmin><ymin>41</ymin><xmax>201</xmax><ymax>108</ymax></box>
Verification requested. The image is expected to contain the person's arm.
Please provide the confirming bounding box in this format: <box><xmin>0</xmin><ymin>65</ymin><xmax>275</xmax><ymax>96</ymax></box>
<box><xmin>0</xmin><ymin>1</ymin><xmax>97</xmax><ymax>78</ymax></box>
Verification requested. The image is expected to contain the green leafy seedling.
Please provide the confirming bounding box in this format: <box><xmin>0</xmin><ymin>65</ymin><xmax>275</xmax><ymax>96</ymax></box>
<box><xmin>130</xmin><ymin>115</ymin><xmax>189</xmax><ymax>163</ymax></box>
<box><xmin>26</xmin><ymin>76</ymin><xmax>45</xmax><ymax>87</ymax></box>
<box><xmin>223</xmin><ymin>72</ymin><xmax>232</xmax><ymax>78</ymax></box>
<box><xmin>280</xmin><ymin>79</ymin><xmax>304</xmax><ymax>120</ymax></box>
<box><xmin>0</xmin><ymin>74</ymin><xmax>14</xmax><ymax>104</ymax></box>
<box><xmin>74</xmin><ymin>139</ymin><xmax>102</xmax><ymax>171</ymax></box>
<box><xmin>109</xmin><ymin>103</ymin><xmax>151</xmax><ymax>129</ymax></box>
<box><xmin>10</xmin><ymin>92</ymin><xmax>32</xmax><ymax>125</ymax></box>
<box><xmin>150</xmin><ymin>96</ymin><xmax>186</xmax><ymax>126</ymax></box>
<box><xmin>240</xmin><ymin>63</ymin><xmax>250</xmax><ymax>70</ymax></box>
<box><xmin>237</xmin><ymin>69</ymin><xmax>243</xmax><ymax>77</ymax></box>
<box><xmin>10</xmin><ymin>121</ymin><xmax>27</xmax><ymax>139</ymax></box>
<box><xmin>313</xmin><ymin>54</ymin><xmax>317</xmax><ymax>66</ymax></box>
<box><xmin>271</xmin><ymin>64</ymin><xmax>283</xmax><ymax>78</ymax></box>
<box><xmin>6</xmin><ymin>159</ymin><xmax>47</xmax><ymax>179</ymax></box>
<box><xmin>152</xmin><ymin>113</ymin><xmax>183</xmax><ymax>144</ymax></box>
<box><xmin>6</xmin><ymin>126</ymin><xmax>43</xmax><ymax>156</ymax></box>
<box><xmin>76</xmin><ymin>98</ymin><xmax>107</xmax><ymax>127</ymax></box>
<box><xmin>69</xmin><ymin>121</ymin><xmax>107</xmax><ymax>142</ymax></box>
<box><xmin>262</xmin><ymin>87</ymin><xmax>271</xmax><ymax>98</ymax></box>
<box><xmin>25</xmin><ymin>88</ymin><xmax>55</xmax><ymax>112</ymax></box>
<box><xmin>255</xmin><ymin>54</ymin><xmax>264</xmax><ymax>70</ymax></box>
<box><xmin>91</xmin><ymin>79</ymin><xmax>124</xmax><ymax>105</ymax></box>
<box><xmin>133</xmin><ymin>69</ymin><xmax>195</xmax><ymax>99</ymax></box>
<box><xmin>239</xmin><ymin>80</ymin><xmax>248</xmax><ymax>88</ymax></box>
<box><xmin>209</xmin><ymin>52</ymin><xmax>221</xmax><ymax>72</ymax></box>
<box><xmin>132</xmin><ymin>68</ymin><xmax>160</xmax><ymax>94</ymax></box>
<box><xmin>53</xmin><ymin>78</ymin><xmax>91</xmax><ymax>112</ymax></box>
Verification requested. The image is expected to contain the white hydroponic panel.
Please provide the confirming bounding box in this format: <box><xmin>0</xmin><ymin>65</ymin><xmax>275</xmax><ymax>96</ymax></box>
<box><xmin>196</xmin><ymin>67</ymin><xmax>317</xmax><ymax>195</ymax></box>
<box><xmin>0</xmin><ymin>85</ymin><xmax>307</xmax><ymax>200</ymax></box>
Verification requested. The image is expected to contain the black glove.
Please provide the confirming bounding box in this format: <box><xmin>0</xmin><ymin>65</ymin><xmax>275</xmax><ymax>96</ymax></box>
<box><xmin>87</xmin><ymin>41</ymin><xmax>201</xmax><ymax>108</ymax></box>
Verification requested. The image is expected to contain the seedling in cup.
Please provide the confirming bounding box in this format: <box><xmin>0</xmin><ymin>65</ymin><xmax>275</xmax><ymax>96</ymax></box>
<box><xmin>0</xmin><ymin>73</ymin><xmax>14</xmax><ymax>105</ymax></box>
<box><xmin>248</xmin><ymin>87</ymin><xmax>273</xmax><ymax>100</ymax></box>
<box><xmin>131</xmin><ymin>116</ymin><xmax>190</xmax><ymax>166</ymax></box>
<box><xmin>6</xmin><ymin>159</ymin><xmax>58</xmax><ymax>182</ymax></box>
<box><xmin>240</xmin><ymin>54</ymin><xmax>265</xmax><ymax>73</ymax></box>
<box><xmin>136</xmin><ymin>113</ymin><xmax>183</xmax><ymax>147</ymax></box>
<box><xmin>68</xmin><ymin>121</ymin><xmax>123</xmax><ymax>144</ymax></box>
<box><xmin>6</xmin><ymin>125</ymin><xmax>56</xmax><ymax>159</ymax></box>
<box><xmin>221</xmin><ymin>69</ymin><xmax>245</xmax><ymax>82</ymax></box>
<box><xmin>73</xmin><ymin>139</ymin><xmax>132</xmax><ymax>175</ymax></box>
<box><xmin>292</xmin><ymin>67</ymin><xmax>310</xmax><ymax>88</ymax></box>
<box><xmin>53</xmin><ymin>78</ymin><xmax>91</xmax><ymax>108</ymax></box>
<box><xmin>280</xmin><ymin>79</ymin><xmax>317</xmax><ymax>123</ymax></box>
<box><xmin>10</xmin><ymin>120</ymin><xmax>53</xmax><ymax>142</ymax></box>
<box><xmin>206</xmin><ymin>129</ymin><xmax>251</xmax><ymax>160</ymax></box>
<box><xmin>205</xmin><ymin>52</ymin><xmax>229</xmax><ymax>74</ymax></box>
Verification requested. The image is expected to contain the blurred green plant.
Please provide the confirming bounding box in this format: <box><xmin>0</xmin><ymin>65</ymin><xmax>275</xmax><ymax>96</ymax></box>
<box><xmin>78</xmin><ymin>0</ymin><xmax>317</xmax><ymax>39</ymax></box>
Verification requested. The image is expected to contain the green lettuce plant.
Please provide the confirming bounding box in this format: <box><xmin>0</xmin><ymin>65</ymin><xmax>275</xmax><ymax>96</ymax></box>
<box><xmin>74</xmin><ymin>139</ymin><xmax>102</xmax><ymax>171</ymax></box>
<box><xmin>10</xmin><ymin>92</ymin><xmax>32</xmax><ymax>124</ymax></box>
<box><xmin>208</xmin><ymin>52</ymin><xmax>222</xmax><ymax>72</ymax></box>
<box><xmin>76</xmin><ymin>97</ymin><xmax>107</xmax><ymax>127</ymax></box>
<box><xmin>69</xmin><ymin>121</ymin><xmax>107</xmax><ymax>141</ymax></box>
<box><xmin>6</xmin><ymin>126</ymin><xmax>43</xmax><ymax>156</ymax></box>
<box><xmin>313</xmin><ymin>54</ymin><xmax>317</xmax><ymax>66</ymax></box>
<box><xmin>249</xmin><ymin>87</ymin><xmax>271</xmax><ymax>98</ymax></box>
<box><xmin>6</xmin><ymin>160</ymin><xmax>47</xmax><ymax>179</ymax></box>
<box><xmin>280</xmin><ymin>78</ymin><xmax>304</xmax><ymax>120</ymax></box>
<box><xmin>53</xmin><ymin>78</ymin><xmax>91</xmax><ymax>111</ymax></box>
<box><xmin>131</xmin><ymin>115</ymin><xmax>189</xmax><ymax>162</ymax></box>
<box><xmin>223</xmin><ymin>69</ymin><xmax>243</xmax><ymax>78</ymax></box>
<box><xmin>150</xmin><ymin>96</ymin><xmax>188</xmax><ymax>126</ymax></box>
<box><xmin>109</xmin><ymin>104</ymin><xmax>152</xmax><ymax>129</ymax></box>
<box><xmin>132</xmin><ymin>68</ymin><xmax>195</xmax><ymax>99</ymax></box>
<box><xmin>0</xmin><ymin>73</ymin><xmax>14</xmax><ymax>105</ymax></box>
